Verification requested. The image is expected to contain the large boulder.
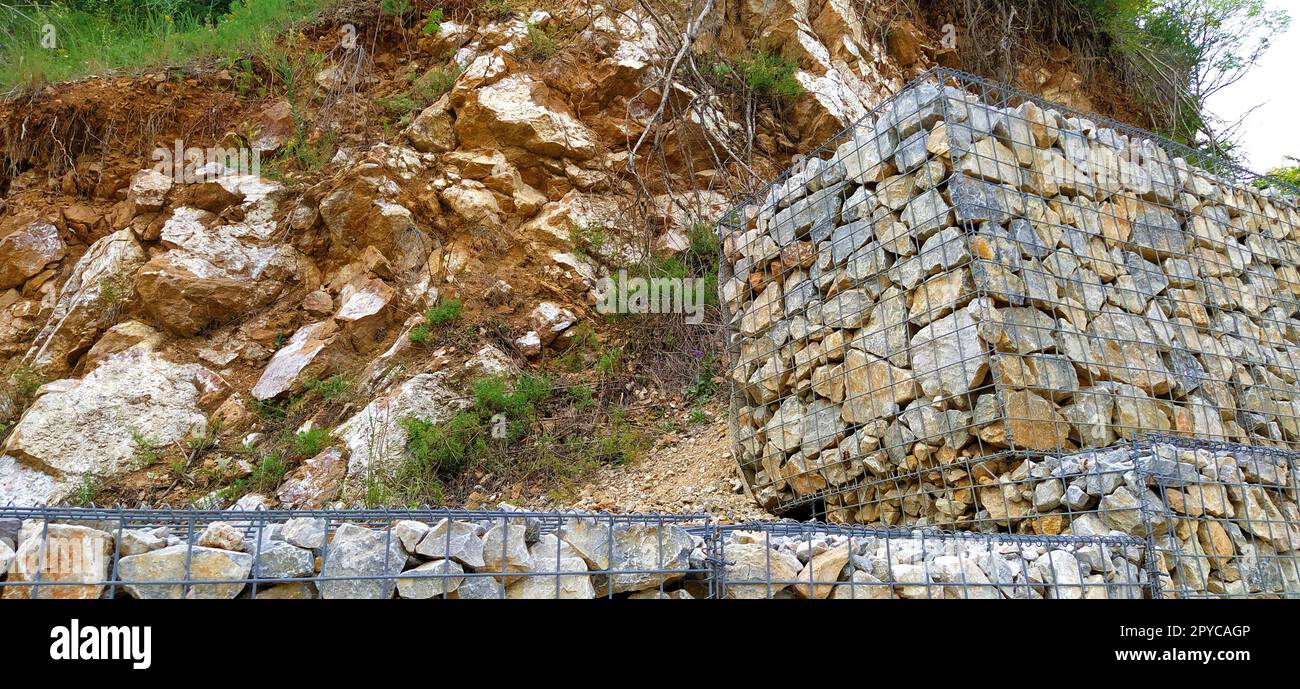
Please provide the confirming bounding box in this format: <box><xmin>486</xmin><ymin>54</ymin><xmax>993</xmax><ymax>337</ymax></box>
<box><xmin>319</xmin><ymin>185</ymin><xmax>432</xmax><ymax>275</ymax></box>
<box><xmin>405</xmin><ymin>95</ymin><xmax>457</xmax><ymax>153</ymax></box>
<box><xmin>251</xmin><ymin>320</ymin><xmax>340</xmax><ymax>400</ymax></box>
<box><xmin>455</xmin><ymin>74</ymin><xmax>598</xmax><ymax>159</ymax></box>
<box><xmin>0</xmin><ymin>220</ymin><xmax>65</xmax><ymax>289</ymax></box>
<box><xmin>136</xmin><ymin>206</ymin><xmax>314</xmax><ymax>336</ymax></box>
<box><xmin>23</xmin><ymin>229</ymin><xmax>146</xmax><ymax>375</ymax></box>
<box><xmin>277</xmin><ymin>448</ymin><xmax>347</xmax><ymax>509</ymax></box>
<box><xmin>0</xmin><ymin>349</ymin><xmax>215</xmax><ymax>505</ymax></box>
<box><xmin>2</xmin><ymin>524</ymin><xmax>113</xmax><ymax>599</ymax></box>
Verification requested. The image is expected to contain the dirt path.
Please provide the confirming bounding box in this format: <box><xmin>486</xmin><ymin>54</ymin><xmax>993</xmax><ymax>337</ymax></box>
<box><xmin>525</xmin><ymin>419</ymin><xmax>772</xmax><ymax>522</ymax></box>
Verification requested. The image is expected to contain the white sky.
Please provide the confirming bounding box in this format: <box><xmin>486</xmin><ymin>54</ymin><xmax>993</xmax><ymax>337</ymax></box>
<box><xmin>1204</xmin><ymin>13</ymin><xmax>1299</xmax><ymax>172</ymax></box>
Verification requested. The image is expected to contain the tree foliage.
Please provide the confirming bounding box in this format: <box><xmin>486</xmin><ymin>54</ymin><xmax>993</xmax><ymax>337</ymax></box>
<box><xmin>1077</xmin><ymin>0</ymin><xmax>1290</xmax><ymax>158</ymax></box>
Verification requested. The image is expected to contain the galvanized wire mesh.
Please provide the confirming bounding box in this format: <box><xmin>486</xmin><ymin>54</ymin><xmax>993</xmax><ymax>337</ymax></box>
<box><xmin>713</xmin><ymin>522</ymin><xmax>1147</xmax><ymax>599</ymax></box>
<box><xmin>1137</xmin><ymin>437</ymin><xmax>1300</xmax><ymax>598</ymax></box>
<box><xmin>719</xmin><ymin>67</ymin><xmax>1300</xmax><ymax>529</ymax></box>
<box><xmin>2</xmin><ymin>501</ymin><xmax>1296</xmax><ymax>598</ymax></box>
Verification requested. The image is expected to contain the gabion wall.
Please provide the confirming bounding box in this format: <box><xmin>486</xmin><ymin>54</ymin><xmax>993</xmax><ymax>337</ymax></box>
<box><xmin>3</xmin><ymin>490</ymin><xmax>1295</xmax><ymax>598</ymax></box>
<box><xmin>720</xmin><ymin>68</ymin><xmax>1300</xmax><ymax>534</ymax></box>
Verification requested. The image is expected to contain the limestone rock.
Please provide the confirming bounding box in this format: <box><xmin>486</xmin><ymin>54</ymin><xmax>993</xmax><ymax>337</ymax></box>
<box><xmin>2</xmin><ymin>524</ymin><xmax>112</xmax><ymax>600</ymax></box>
<box><xmin>335</xmin><ymin>373</ymin><xmax>467</xmax><ymax>496</ymax></box>
<box><xmin>529</xmin><ymin>301</ymin><xmax>576</xmax><ymax>345</ymax></box>
<box><xmin>416</xmin><ymin>518</ymin><xmax>486</xmax><ymax>568</ymax></box>
<box><xmin>128</xmin><ymin>169</ymin><xmax>173</xmax><ymax>211</ymax></box>
<box><xmin>251</xmin><ymin>320</ymin><xmax>339</xmax><ymax>400</ymax></box>
<box><xmin>406</xmin><ymin>95</ymin><xmax>456</xmax><ymax>153</ymax></box>
<box><xmin>506</xmin><ymin>534</ymin><xmax>594</xmax><ymax>599</ymax></box>
<box><xmin>398</xmin><ymin>559</ymin><xmax>465</xmax><ymax>598</ymax></box>
<box><xmin>456</xmin><ymin>74</ymin><xmax>597</xmax><ymax>159</ymax></box>
<box><xmin>481</xmin><ymin>519</ymin><xmax>533</xmax><ymax>579</ymax></box>
<box><xmin>0</xmin><ymin>220</ymin><xmax>65</xmax><ymax>289</ymax></box>
<box><xmin>1002</xmin><ymin>389</ymin><xmax>1071</xmax><ymax>451</ymax></box>
<box><xmin>319</xmin><ymin>523</ymin><xmax>408</xmax><ymax>599</ymax></box>
<box><xmin>119</xmin><ymin>545</ymin><xmax>252</xmax><ymax>599</ymax></box>
<box><xmin>23</xmin><ymin>230</ymin><xmax>146</xmax><ymax>375</ymax></box>
<box><xmin>723</xmin><ymin>542</ymin><xmax>803</xmax><ymax>599</ymax></box>
<box><xmin>281</xmin><ymin>517</ymin><xmax>327</xmax><ymax>549</ymax></box>
<box><xmin>277</xmin><ymin>448</ymin><xmax>347</xmax><ymax>509</ymax></box>
<box><xmin>0</xmin><ymin>350</ymin><xmax>211</xmax><ymax>505</ymax></box>
<box><xmin>197</xmin><ymin>522</ymin><xmax>246</xmax><ymax>551</ymax></box>
<box><xmin>909</xmin><ymin>309</ymin><xmax>988</xmax><ymax>399</ymax></box>
<box><xmin>792</xmin><ymin>544</ymin><xmax>851</xmax><ymax>598</ymax></box>
<box><xmin>137</xmin><ymin>206</ymin><xmax>311</xmax><ymax>336</ymax></box>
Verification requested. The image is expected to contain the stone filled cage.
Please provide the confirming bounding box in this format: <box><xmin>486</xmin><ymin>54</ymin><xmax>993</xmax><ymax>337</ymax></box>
<box><xmin>0</xmin><ymin>507</ymin><xmax>715</xmax><ymax>600</ymax></box>
<box><xmin>2</xmin><ymin>497</ymin><xmax>1295</xmax><ymax>598</ymax></box>
<box><xmin>718</xmin><ymin>68</ymin><xmax>1300</xmax><ymax>542</ymax></box>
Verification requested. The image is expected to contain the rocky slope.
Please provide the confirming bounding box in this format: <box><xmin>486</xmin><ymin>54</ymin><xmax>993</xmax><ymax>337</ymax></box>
<box><xmin>0</xmin><ymin>0</ymin><xmax>1136</xmax><ymax>511</ymax></box>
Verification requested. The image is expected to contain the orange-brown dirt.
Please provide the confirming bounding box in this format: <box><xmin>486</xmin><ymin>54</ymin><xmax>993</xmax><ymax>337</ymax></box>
<box><xmin>0</xmin><ymin>0</ymin><xmax>1151</xmax><ymax>511</ymax></box>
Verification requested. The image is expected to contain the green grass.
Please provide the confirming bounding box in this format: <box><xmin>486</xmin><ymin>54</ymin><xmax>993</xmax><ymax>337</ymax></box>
<box><xmin>522</xmin><ymin>21</ymin><xmax>557</xmax><ymax>61</ymax></box>
<box><xmin>291</xmin><ymin>427</ymin><xmax>329</xmax><ymax>457</ymax></box>
<box><xmin>703</xmin><ymin>50</ymin><xmax>802</xmax><ymax>104</ymax></box>
<box><xmin>481</xmin><ymin>0</ymin><xmax>516</xmax><ymax>21</ymax></box>
<box><xmin>377</xmin><ymin>62</ymin><xmax>461</xmax><ymax>126</ymax></box>
<box><xmin>73</xmin><ymin>475</ymin><xmax>100</xmax><ymax>506</ymax></box>
<box><xmin>10</xmin><ymin>365</ymin><xmax>48</xmax><ymax>408</ymax></box>
<box><xmin>303</xmin><ymin>374</ymin><xmax>350</xmax><ymax>400</ymax></box>
<box><xmin>131</xmin><ymin>429</ymin><xmax>162</xmax><ymax>467</ymax></box>
<box><xmin>409</xmin><ymin>298</ymin><xmax>464</xmax><ymax>343</ymax></box>
<box><xmin>250</xmin><ymin>453</ymin><xmax>287</xmax><ymax>491</ymax></box>
<box><xmin>375</xmin><ymin>373</ymin><xmax>652</xmax><ymax>506</ymax></box>
<box><xmin>685</xmin><ymin>352</ymin><xmax>721</xmax><ymax>404</ymax></box>
<box><xmin>595</xmin><ymin>346</ymin><xmax>623</xmax><ymax>377</ymax></box>
<box><xmin>0</xmin><ymin>0</ymin><xmax>329</xmax><ymax>91</ymax></box>
<box><xmin>387</xmin><ymin>374</ymin><xmax>552</xmax><ymax>503</ymax></box>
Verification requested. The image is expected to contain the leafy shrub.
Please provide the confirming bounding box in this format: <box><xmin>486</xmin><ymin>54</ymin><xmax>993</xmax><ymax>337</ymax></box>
<box><xmin>421</xmin><ymin>8</ymin><xmax>445</xmax><ymax>35</ymax></box>
<box><xmin>523</xmin><ymin>21</ymin><xmax>557</xmax><ymax>61</ymax></box>
<box><xmin>390</xmin><ymin>374</ymin><xmax>554</xmax><ymax>503</ymax></box>
<box><xmin>481</xmin><ymin>0</ymin><xmax>516</xmax><ymax>21</ymax></box>
<box><xmin>292</xmin><ymin>427</ymin><xmax>329</xmax><ymax>457</ymax></box>
<box><xmin>595</xmin><ymin>346</ymin><xmax>623</xmax><ymax>377</ymax></box>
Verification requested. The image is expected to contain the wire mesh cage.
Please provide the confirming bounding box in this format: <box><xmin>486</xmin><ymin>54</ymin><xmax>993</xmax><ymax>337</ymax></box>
<box><xmin>1135</xmin><ymin>437</ymin><xmax>1300</xmax><ymax>598</ymax></box>
<box><xmin>713</xmin><ymin>521</ymin><xmax>1147</xmax><ymax>599</ymax></box>
<box><xmin>0</xmin><ymin>507</ymin><xmax>712</xmax><ymax>600</ymax></box>
<box><xmin>719</xmin><ymin>67</ymin><xmax>1300</xmax><ymax>530</ymax></box>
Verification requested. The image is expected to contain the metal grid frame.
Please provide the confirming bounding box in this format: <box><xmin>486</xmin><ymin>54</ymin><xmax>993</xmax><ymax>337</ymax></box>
<box><xmin>1135</xmin><ymin>436</ymin><xmax>1300</xmax><ymax>599</ymax></box>
<box><xmin>719</xmin><ymin>67</ymin><xmax>1300</xmax><ymax>527</ymax></box>
<box><xmin>0</xmin><ymin>506</ymin><xmax>713</xmax><ymax>600</ymax></box>
<box><xmin>2</xmin><ymin>501</ymin><xmax>1297</xmax><ymax>598</ymax></box>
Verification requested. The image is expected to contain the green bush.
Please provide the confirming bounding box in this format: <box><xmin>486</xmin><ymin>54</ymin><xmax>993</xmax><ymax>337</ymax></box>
<box><xmin>409</xmin><ymin>298</ymin><xmax>463</xmax><ymax>343</ymax></box>
<box><xmin>1256</xmin><ymin>156</ymin><xmax>1300</xmax><ymax>194</ymax></box>
<box><xmin>421</xmin><ymin>8</ymin><xmax>444</xmax><ymax>35</ymax></box>
<box><xmin>389</xmin><ymin>374</ymin><xmax>554</xmax><ymax>503</ymax></box>
<box><xmin>735</xmin><ymin>51</ymin><xmax>802</xmax><ymax>101</ymax></box>
<box><xmin>292</xmin><ymin>427</ymin><xmax>329</xmax><ymax>457</ymax></box>
<box><xmin>523</xmin><ymin>21</ymin><xmax>557</xmax><ymax>61</ymax></box>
